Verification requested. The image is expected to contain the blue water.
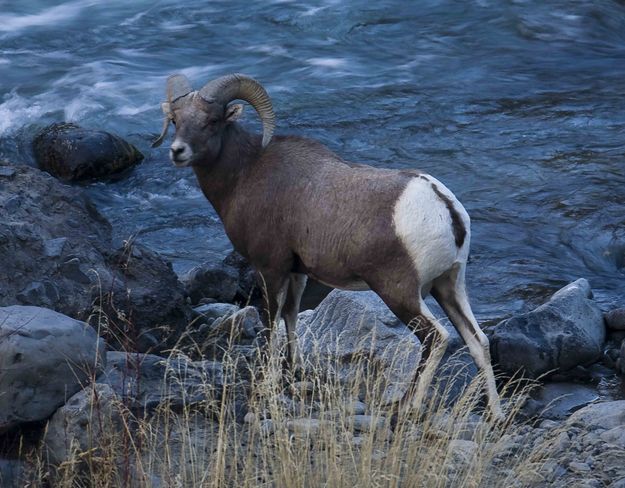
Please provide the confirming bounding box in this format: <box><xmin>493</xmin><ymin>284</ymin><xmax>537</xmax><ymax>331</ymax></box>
<box><xmin>1</xmin><ymin>0</ymin><xmax>624</xmax><ymax>320</ymax></box>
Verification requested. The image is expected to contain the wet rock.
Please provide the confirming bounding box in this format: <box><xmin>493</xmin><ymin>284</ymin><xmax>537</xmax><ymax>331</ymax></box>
<box><xmin>521</xmin><ymin>382</ymin><xmax>599</xmax><ymax>420</ymax></box>
<box><xmin>0</xmin><ymin>306</ymin><xmax>106</xmax><ymax>432</ymax></box>
<box><xmin>606</xmin><ymin>308</ymin><xmax>625</xmax><ymax>331</ymax></box>
<box><xmin>490</xmin><ymin>279</ymin><xmax>605</xmax><ymax>378</ymax></box>
<box><xmin>0</xmin><ymin>162</ymin><xmax>112</xmax><ymax>317</ymax></box>
<box><xmin>32</xmin><ymin>122</ymin><xmax>143</xmax><ymax>182</ymax></box>
<box><xmin>96</xmin><ymin>242</ymin><xmax>193</xmax><ymax>353</ymax></box>
<box><xmin>297</xmin><ymin>290</ymin><xmax>479</xmax><ymax>404</ymax></box>
<box><xmin>96</xmin><ymin>351</ymin><xmax>223</xmax><ymax>412</ymax></box>
<box><xmin>182</xmin><ymin>253</ymin><xmax>239</xmax><ymax>304</ymax></box>
<box><xmin>44</xmin><ymin>384</ymin><xmax>121</xmax><ymax>466</ymax></box>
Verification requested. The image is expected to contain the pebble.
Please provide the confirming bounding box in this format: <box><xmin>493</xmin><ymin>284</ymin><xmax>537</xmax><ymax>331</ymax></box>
<box><xmin>568</xmin><ymin>461</ymin><xmax>591</xmax><ymax>473</ymax></box>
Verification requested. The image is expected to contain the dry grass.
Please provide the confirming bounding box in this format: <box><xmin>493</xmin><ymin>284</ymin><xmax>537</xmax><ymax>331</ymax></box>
<box><xmin>9</xmin><ymin>323</ymin><xmax>557</xmax><ymax>488</ymax></box>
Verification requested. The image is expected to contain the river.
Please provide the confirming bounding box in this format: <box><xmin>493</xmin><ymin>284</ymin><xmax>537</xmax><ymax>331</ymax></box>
<box><xmin>1</xmin><ymin>0</ymin><xmax>624</xmax><ymax>321</ymax></box>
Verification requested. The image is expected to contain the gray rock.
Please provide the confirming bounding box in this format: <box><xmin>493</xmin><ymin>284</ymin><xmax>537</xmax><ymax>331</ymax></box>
<box><xmin>521</xmin><ymin>382</ymin><xmax>599</xmax><ymax>420</ymax></box>
<box><xmin>182</xmin><ymin>254</ymin><xmax>239</xmax><ymax>304</ymax></box>
<box><xmin>223</xmin><ymin>250</ymin><xmax>259</xmax><ymax>301</ymax></box>
<box><xmin>96</xmin><ymin>351</ymin><xmax>223</xmax><ymax>412</ymax></box>
<box><xmin>490</xmin><ymin>279</ymin><xmax>606</xmax><ymax>378</ymax></box>
<box><xmin>95</xmin><ymin>242</ymin><xmax>193</xmax><ymax>353</ymax></box>
<box><xmin>567</xmin><ymin>400</ymin><xmax>625</xmax><ymax>431</ymax></box>
<box><xmin>198</xmin><ymin>306</ymin><xmax>263</xmax><ymax>360</ymax></box>
<box><xmin>297</xmin><ymin>290</ymin><xmax>478</xmax><ymax>404</ymax></box>
<box><xmin>606</xmin><ymin>308</ymin><xmax>625</xmax><ymax>331</ymax></box>
<box><xmin>0</xmin><ymin>458</ymin><xmax>26</xmax><ymax>488</ymax></box>
<box><xmin>32</xmin><ymin>122</ymin><xmax>143</xmax><ymax>181</ymax></box>
<box><xmin>0</xmin><ymin>306</ymin><xmax>106</xmax><ymax>431</ymax></box>
<box><xmin>44</xmin><ymin>383</ymin><xmax>121</xmax><ymax>466</ymax></box>
<box><xmin>620</xmin><ymin>340</ymin><xmax>625</xmax><ymax>375</ymax></box>
<box><xmin>0</xmin><ymin>162</ymin><xmax>112</xmax><ymax>318</ymax></box>
<box><xmin>193</xmin><ymin>302</ymin><xmax>239</xmax><ymax>324</ymax></box>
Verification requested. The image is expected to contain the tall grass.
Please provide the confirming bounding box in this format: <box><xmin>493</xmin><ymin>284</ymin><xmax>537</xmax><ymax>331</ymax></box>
<box><xmin>11</xmin><ymin>325</ymin><xmax>552</xmax><ymax>488</ymax></box>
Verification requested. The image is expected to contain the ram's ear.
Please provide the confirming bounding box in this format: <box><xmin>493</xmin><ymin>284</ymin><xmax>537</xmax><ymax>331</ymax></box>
<box><xmin>225</xmin><ymin>103</ymin><xmax>244</xmax><ymax>123</ymax></box>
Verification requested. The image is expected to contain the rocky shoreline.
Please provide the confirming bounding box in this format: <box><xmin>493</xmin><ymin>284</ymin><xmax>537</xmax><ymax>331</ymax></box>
<box><xmin>0</xmin><ymin>126</ymin><xmax>624</xmax><ymax>486</ymax></box>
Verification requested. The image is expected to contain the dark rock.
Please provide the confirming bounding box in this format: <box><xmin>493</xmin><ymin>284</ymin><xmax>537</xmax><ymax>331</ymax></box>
<box><xmin>197</xmin><ymin>306</ymin><xmax>263</xmax><ymax>360</ymax></box>
<box><xmin>606</xmin><ymin>308</ymin><xmax>625</xmax><ymax>331</ymax></box>
<box><xmin>521</xmin><ymin>382</ymin><xmax>599</xmax><ymax>420</ymax></box>
<box><xmin>182</xmin><ymin>253</ymin><xmax>239</xmax><ymax>304</ymax></box>
<box><xmin>95</xmin><ymin>242</ymin><xmax>193</xmax><ymax>353</ymax></box>
<box><xmin>490</xmin><ymin>279</ymin><xmax>606</xmax><ymax>378</ymax></box>
<box><xmin>0</xmin><ymin>458</ymin><xmax>26</xmax><ymax>488</ymax></box>
<box><xmin>32</xmin><ymin>122</ymin><xmax>143</xmax><ymax>182</ymax></box>
<box><xmin>619</xmin><ymin>340</ymin><xmax>625</xmax><ymax>376</ymax></box>
<box><xmin>96</xmin><ymin>352</ymin><xmax>223</xmax><ymax>412</ymax></box>
<box><xmin>0</xmin><ymin>306</ymin><xmax>106</xmax><ymax>432</ymax></box>
<box><xmin>0</xmin><ymin>162</ymin><xmax>112</xmax><ymax>317</ymax></box>
<box><xmin>223</xmin><ymin>250</ymin><xmax>259</xmax><ymax>300</ymax></box>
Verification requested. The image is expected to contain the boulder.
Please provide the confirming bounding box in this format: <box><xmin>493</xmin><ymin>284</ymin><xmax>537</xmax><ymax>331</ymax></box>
<box><xmin>606</xmin><ymin>308</ymin><xmax>625</xmax><ymax>331</ymax></box>
<box><xmin>32</xmin><ymin>123</ymin><xmax>143</xmax><ymax>182</ymax></box>
<box><xmin>182</xmin><ymin>253</ymin><xmax>239</xmax><ymax>304</ymax></box>
<box><xmin>619</xmin><ymin>340</ymin><xmax>625</xmax><ymax>376</ymax></box>
<box><xmin>96</xmin><ymin>352</ymin><xmax>223</xmax><ymax>412</ymax></box>
<box><xmin>0</xmin><ymin>162</ymin><xmax>112</xmax><ymax>318</ymax></box>
<box><xmin>95</xmin><ymin>242</ymin><xmax>193</xmax><ymax>353</ymax></box>
<box><xmin>490</xmin><ymin>279</ymin><xmax>606</xmax><ymax>378</ymax></box>
<box><xmin>0</xmin><ymin>458</ymin><xmax>26</xmax><ymax>488</ymax></box>
<box><xmin>197</xmin><ymin>306</ymin><xmax>263</xmax><ymax>360</ymax></box>
<box><xmin>193</xmin><ymin>302</ymin><xmax>239</xmax><ymax>324</ymax></box>
<box><xmin>0</xmin><ymin>306</ymin><xmax>106</xmax><ymax>432</ymax></box>
<box><xmin>567</xmin><ymin>400</ymin><xmax>625</xmax><ymax>432</ymax></box>
<box><xmin>296</xmin><ymin>289</ymin><xmax>476</xmax><ymax>403</ymax></box>
<box><xmin>44</xmin><ymin>383</ymin><xmax>121</xmax><ymax>466</ymax></box>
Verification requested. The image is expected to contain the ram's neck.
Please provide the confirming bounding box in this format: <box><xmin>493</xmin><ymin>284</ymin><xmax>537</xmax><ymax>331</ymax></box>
<box><xmin>192</xmin><ymin>123</ymin><xmax>262</xmax><ymax>219</ymax></box>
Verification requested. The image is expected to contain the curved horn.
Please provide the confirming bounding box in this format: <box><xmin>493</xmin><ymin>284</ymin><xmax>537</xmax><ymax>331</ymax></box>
<box><xmin>167</xmin><ymin>74</ymin><xmax>193</xmax><ymax>103</ymax></box>
<box><xmin>151</xmin><ymin>103</ymin><xmax>171</xmax><ymax>148</ymax></box>
<box><xmin>199</xmin><ymin>74</ymin><xmax>275</xmax><ymax>148</ymax></box>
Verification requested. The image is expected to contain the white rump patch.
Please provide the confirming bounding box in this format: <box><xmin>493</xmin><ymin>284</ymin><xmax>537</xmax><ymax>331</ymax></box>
<box><xmin>393</xmin><ymin>176</ymin><xmax>468</xmax><ymax>284</ymax></box>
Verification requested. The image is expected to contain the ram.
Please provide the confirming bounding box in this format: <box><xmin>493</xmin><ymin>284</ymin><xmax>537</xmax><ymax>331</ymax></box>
<box><xmin>153</xmin><ymin>73</ymin><xmax>502</xmax><ymax>419</ymax></box>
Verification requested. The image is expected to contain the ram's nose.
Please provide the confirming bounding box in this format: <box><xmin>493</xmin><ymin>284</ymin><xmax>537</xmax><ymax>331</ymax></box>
<box><xmin>170</xmin><ymin>140</ymin><xmax>191</xmax><ymax>166</ymax></box>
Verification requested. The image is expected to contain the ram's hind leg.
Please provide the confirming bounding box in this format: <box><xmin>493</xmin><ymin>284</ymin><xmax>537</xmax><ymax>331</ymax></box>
<box><xmin>282</xmin><ymin>273</ymin><xmax>307</xmax><ymax>375</ymax></box>
<box><xmin>368</xmin><ymin>278</ymin><xmax>449</xmax><ymax>414</ymax></box>
<box><xmin>432</xmin><ymin>263</ymin><xmax>503</xmax><ymax>420</ymax></box>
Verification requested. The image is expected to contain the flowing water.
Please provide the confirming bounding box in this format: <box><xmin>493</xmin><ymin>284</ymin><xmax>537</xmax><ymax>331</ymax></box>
<box><xmin>1</xmin><ymin>0</ymin><xmax>624</xmax><ymax>321</ymax></box>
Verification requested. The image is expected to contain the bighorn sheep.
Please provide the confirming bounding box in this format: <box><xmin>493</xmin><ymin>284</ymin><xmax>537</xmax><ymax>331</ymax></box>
<box><xmin>153</xmin><ymin>73</ymin><xmax>503</xmax><ymax>419</ymax></box>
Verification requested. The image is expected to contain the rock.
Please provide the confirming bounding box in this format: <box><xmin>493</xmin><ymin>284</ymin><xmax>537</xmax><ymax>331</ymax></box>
<box><xmin>223</xmin><ymin>250</ymin><xmax>260</xmax><ymax>301</ymax></box>
<box><xmin>44</xmin><ymin>384</ymin><xmax>121</xmax><ymax>466</ymax></box>
<box><xmin>0</xmin><ymin>162</ymin><xmax>112</xmax><ymax>317</ymax></box>
<box><xmin>182</xmin><ymin>253</ymin><xmax>239</xmax><ymax>304</ymax></box>
<box><xmin>193</xmin><ymin>302</ymin><xmax>239</xmax><ymax>324</ymax></box>
<box><xmin>620</xmin><ymin>340</ymin><xmax>625</xmax><ymax>375</ymax></box>
<box><xmin>521</xmin><ymin>382</ymin><xmax>599</xmax><ymax>420</ymax></box>
<box><xmin>297</xmin><ymin>290</ymin><xmax>477</xmax><ymax>404</ymax></box>
<box><xmin>32</xmin><ymin>122</ymin><xmax>143</xmax><ymax>181</ymax></box>
<box><xmin>198</xmin><ymin>306</ymin><xmax>263</xmax><ymax>360</ymax></box>
<box><xmin>0</xmin><ymin>306</ymin><xmax>106</xmax><ymax>431</ymax></box>
<box><xmin>606</xmin><ymin>308</ymin><xmax>625</xmax><ymax>331</ymax></box>
<box><xmin>599</xmin><ymin>426</ymin><xmax>625</xmax><ymax>446</ymax></box>
<box><xmin>567</xmin><ymin>401</ymin><xmax>625</xmax><ymax>431</ymax></box>
<box><xmin>490</xmin><ymin>279</ymin><xmax>606</xmax><ymax>378</ymax></box>
<box><xmin>95</xmin><ymin>242</ymin><xmax>193</xmax><ymax>353</ymax></box>
<box><xmin>347</xmin><ymin>415</ymin><xmax>387</xmax><ymax>433</ymax></box>
<box><xmin>286</xmin><ymin>418</ymin><xmax>332</xmax><ymax>436</ymax></box>
<box><xmin>96</xmin><ymin>352</ymin><xmax>223</xmax><ymax>412</ymax></box>
<box><xmin>0</xmin><ymin>458</ymin><xmax>26</xmax><ymax>488</ymax></box>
